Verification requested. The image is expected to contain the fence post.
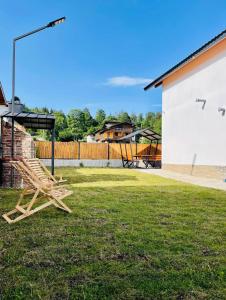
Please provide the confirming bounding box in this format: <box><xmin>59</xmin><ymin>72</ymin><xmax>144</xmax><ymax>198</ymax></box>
<box><xmin>107</xmin><ymin>143</ymin><xmax>110</xmax><ymax>160</ymax></box>
<box><xmin>155</xmin><ymin>140</ymin><xmax>159</xmax><ymax>155</ymax></box>
<box><xmin>78</xmin><ymin>142</ymin><xmax>80</xmax><ymax>160</ymax></box>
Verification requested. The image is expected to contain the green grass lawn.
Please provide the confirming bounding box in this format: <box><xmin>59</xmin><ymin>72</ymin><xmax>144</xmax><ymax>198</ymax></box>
<box><xmin>0</xmin><ymin>168</ymin><xmax>225</xmax><ymax>299</ymax></box>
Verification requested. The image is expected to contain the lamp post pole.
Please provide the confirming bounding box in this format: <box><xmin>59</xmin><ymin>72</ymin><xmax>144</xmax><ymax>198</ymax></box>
<box><xmin>10</xmin><ymin>17</ymin><xmax>66</xmax><ymax>186</ymax></box>
<box><xmin>11</xmin><ymin>40</ymin><xmax>16</xmax><ymax>186</ymax></box>
<box><xmin>12</xmin><ymin>41</ymin><xmax>16</xmax><ymax>115</ymax></box>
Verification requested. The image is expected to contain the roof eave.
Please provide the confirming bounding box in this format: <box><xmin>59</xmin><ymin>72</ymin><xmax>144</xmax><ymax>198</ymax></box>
<box><xmin>144</xmin><ymin>79</ymin><xmax>162</xmax><ymax>90</ymax></box>
<box><xmin>144</xmin><ymin>29</ymin><xmax>226</xmax><ymax>91</ymax></box>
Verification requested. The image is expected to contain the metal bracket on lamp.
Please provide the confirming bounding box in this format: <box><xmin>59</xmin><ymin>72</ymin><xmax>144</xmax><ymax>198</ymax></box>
<box><xmin>218</xmin><ymin>107</ymin><xmax>225</xmax><ymax>116</ymax></box>
<box><xmin>196</xmin><ymin>98</ymin><xmax>206</xmax><ymax>110</ymax></box>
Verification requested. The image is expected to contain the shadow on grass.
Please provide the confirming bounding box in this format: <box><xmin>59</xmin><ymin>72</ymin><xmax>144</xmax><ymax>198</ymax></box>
<box><xmin>67</xmin><ymin>174</ymin><xmax>138</xmax><ymax>184</ymax></box>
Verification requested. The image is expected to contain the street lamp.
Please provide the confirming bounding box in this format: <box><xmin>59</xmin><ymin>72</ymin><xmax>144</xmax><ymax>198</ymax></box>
<box><xmin>47</xmin><ymin>17</ymin><xmax>66</xmax><ymax>27</ymax></box>
<box><xmin>11</xmin><ymin>16</ymin><xmax>66</xmax><ymax>114</ymax></box>
<box><xmin>10</xmin><ymin>17</ymin><xmax>66</xmax><ymax>186</ymax></box>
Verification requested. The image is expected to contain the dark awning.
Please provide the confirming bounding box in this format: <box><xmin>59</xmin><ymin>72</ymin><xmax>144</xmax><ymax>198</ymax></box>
<box><xmin>119</xmin><ymin>128</ymin><xmax>161</xmax><ymax>142</ymax></box>
<box><xmin>1</xmin><ymin>111</ymin><xmax>55</xmax><ymax>130</ymax></box>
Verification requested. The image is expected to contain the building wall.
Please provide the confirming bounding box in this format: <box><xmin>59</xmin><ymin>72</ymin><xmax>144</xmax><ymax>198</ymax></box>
<box><xmin>162</xmin><ymin>46</ymin><xmax>226</xmax><ymax>178</ymax></box>
<box><xmin>1</xmin><ymin>120</ymin><xmax>35</xmax><ymax>187</ymax></box>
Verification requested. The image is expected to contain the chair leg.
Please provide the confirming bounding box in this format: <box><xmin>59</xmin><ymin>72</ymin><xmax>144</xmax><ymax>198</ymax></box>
<box><xmin>52</xmin><ymin>197</ymin><xmax>72</xmax><ymax>213</ymax></box>
<box><xmin>2</xmin><ymin>189</ymin><xmax>53</xmax><ymax>224</ymax></box>
<box><xmin>26</xmin><ymin>189</ymin><xmax>40</xmax><ymax>212</ymax></box>
<box><xmin>2</xmin><ymin>189</ymin><xmax>31</xmax><ymax>223</ymax></box>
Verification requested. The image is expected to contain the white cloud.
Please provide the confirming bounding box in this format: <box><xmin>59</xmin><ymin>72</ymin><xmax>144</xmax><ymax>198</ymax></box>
<box><xmin>106</xmin><ymin>76</ymin><xmax>152</xmax><ymax>87</ymax></box>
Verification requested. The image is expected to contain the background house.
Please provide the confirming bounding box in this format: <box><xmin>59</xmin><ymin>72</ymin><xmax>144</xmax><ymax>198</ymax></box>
<box><xmin>145</xmin><ymin>29</ymin><xmax>226</xmax><ymax>180</ymax></box>
<box><xmin>95</xmin><ymin>121</ymin><xmax>134</xmax><ymax>143</ymax></box>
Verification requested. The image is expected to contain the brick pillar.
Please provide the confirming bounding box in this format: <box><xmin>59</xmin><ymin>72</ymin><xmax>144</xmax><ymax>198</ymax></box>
<box><xmin>1</xmin><ymin>120</ymin><xmax>35</xmax><ymax>187</ymax></box>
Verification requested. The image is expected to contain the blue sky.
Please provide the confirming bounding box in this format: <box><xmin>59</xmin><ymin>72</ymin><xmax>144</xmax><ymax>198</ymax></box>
<box><xmin>0</xmin><ymin>0</ymin><xmax>225</xmax><ymax>116</ymax></box>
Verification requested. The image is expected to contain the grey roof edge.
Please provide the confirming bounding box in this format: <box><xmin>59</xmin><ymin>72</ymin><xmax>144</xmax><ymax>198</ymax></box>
<box><xmin>1</xmin><ymin>111</ymin><xmax>55</xmax><ymax>119</ymax></box>
<box><xmin>119</xmin><ymin>127</ymin><xmax>161</xmax><ymax>141</ymax></box>
<box><xmin>144</xmin><ymin>28</ymin><xmax>226</xmax><ymax>91</ymax></box>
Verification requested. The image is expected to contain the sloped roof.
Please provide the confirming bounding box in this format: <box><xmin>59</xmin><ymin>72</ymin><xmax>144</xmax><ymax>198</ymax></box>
<box><xmin>96</xmin><ymin>121</ymin><xmax>134</xmax><ymax>134</ymax></box>
<box><xmin>144</xmin><ymin>28</ymin><xmax>226</xmax><ymax>90</ymax></box>
<box><xmin>0</xmin><ymin>82</ymin><xmax>7</xmax><ymax>105</ymax></box>
<box><xmin>119</xmin><ymin>128</ymin><xmax>161</xmax><ymax>141</ymax></box>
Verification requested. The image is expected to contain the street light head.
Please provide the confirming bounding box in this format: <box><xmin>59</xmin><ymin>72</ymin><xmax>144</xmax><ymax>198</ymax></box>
<box><xmin>47</xmin><ymin>17</ymin><xmax>66</xmax><ymax>28</ymax></box>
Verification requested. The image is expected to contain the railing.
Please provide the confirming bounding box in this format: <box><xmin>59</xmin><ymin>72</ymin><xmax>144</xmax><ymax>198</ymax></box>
<box><xmin>35</xmin><ymin>141</ymin><xmax>162</xmax><ymax>160</ymax></box>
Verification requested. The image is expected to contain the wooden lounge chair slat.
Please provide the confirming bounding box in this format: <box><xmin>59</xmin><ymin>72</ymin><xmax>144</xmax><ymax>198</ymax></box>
<box><xmin>22</xmin><ymin>158</ymin><xmax>66</xmax><ymax>185</ymax></box>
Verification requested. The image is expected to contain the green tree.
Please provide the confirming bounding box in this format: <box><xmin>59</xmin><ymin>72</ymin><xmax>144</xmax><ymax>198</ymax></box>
<box><xmin>67</xmin><ymin>109</ymin><xmax>86</xmax><ymax>140</ymax></box>
<box><xmin>136</xmin><ymin>113</ymin><xmax>144</xmax><ymax>128</ymax></box>
<box><xmin>83</xmin><ymin>108</ymin><xmax>97</xmax><ymax>129</ymax></box>
<box><xmin>153</xmin><ymin>113</ymin><xmax>162</xmax><ymax>134</ymax></box>
<box><xmin>58</xmin><ymin>128</ymin><xmax>74</xmax><ymax>141</ymax></box>
<box><xmin>95</xmin><ymin>109</ymin><xmax>106</xmax><ymax>125</ymax></box>
<box><xmin>117</xmin><ymin>111</ymin><xmax>131</xmax><ymax>123</ymax></box>
<box><xmin>53</xmin><ymin>111</ymin><xmax>67</xmax><ymax>141</ymax></box>
<box><xmin>86</xmin><ymin>126</ymin><xmax>97</xmax><ymax>135</ymax></box>
<box><xmin>105</xmin><ymin>114</ymin><xmax>117</xmax><ymax>121</ymax></box>
<box><xmin>130</xmin><ymin>113</ymin><xmax>137</xmax><ymax>125</ymax></box>
<box><xmin>142</xmin><ymin>112</ymin><xmax>155</xmax><ymax>128</ymax></box>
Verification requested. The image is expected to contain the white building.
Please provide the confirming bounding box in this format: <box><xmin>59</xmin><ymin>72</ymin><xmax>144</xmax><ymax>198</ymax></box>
<box><xmin>145</xmin><ymin>29</ymin><xmax>226</xmax><ymax>180</ymax></box>
<box><xmin>86</xmin><ymin>134</ymin><xmax>96</xmax><ymax>143</ymax></box>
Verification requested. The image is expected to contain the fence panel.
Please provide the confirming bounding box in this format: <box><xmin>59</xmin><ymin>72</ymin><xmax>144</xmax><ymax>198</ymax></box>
<box><xmin>35</xmin><ymin>141</ymin><xmax>51</xmax><ymax>158</ymax></box>
<box><xmin>109</xmin><ymin>143</ymin><xmax>122</xmax><ymax>159</ymax></box>
<box><xmin>80</xmin><ymin>142</ymin><xmax>108</xmax><ymax>159</ymax></box>
<box><xmin>35</xmin><ymin>141</ymin><xmax>78</xmax><ymax>159</ymax></box>
<box><xmin>35</xmin><ymin>141</ymin><xmax>162</xmax><ymax>160</ymax></box>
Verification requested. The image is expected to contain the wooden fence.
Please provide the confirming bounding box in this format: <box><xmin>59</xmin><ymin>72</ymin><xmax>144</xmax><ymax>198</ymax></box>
<box><xmin>35</xmin><ymin>141</ymin><xmax>162</xmax><ymax>160</ymax></box>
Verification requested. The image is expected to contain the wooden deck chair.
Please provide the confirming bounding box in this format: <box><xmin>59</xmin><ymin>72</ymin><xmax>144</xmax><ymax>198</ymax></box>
<box><xmin>22</xmin><ymin>158</ymin><xmax>66</xmax><ymax>186</ymax></box>
<box><xmin>2</xmin><ymin>161</ymin><xmax>73</xmax><ymax>224</ymax></box>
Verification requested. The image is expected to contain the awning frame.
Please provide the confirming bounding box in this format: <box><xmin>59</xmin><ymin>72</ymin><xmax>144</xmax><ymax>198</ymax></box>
<box><xmin>119</xmin><ymin>127</ymin><xmax>161</xmax><ymax>142</ymax></box>
<box><xmin>1</xmin><ymin>111</ymin><xmax>55</xmax><ymax>187</ymax></box>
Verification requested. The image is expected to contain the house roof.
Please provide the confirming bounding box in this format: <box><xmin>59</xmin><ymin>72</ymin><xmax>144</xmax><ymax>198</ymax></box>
<box><xmin>1</xmin><ymin>111</ymin><xmax>55</xmax><ymax>130</ymax></box>
<box><xmin>104</xmin><ymin>121</ymin><xmax>133</xmax><ymax>127</ymax></box>
<box><xmin>119</xmin><ymin>128</ymin><xmax>161</xmax><ymax>141</ymax></box>
<box><xmin>144</xmin><ymin>28</ymin><xmax>226</xmax><ymax>90</ymax></box>
<box><xmin>103</xmin><ymin>120</ymin><xmax>121</xmax><ymax>125</ymax></box>
<box><xmin>96</xmin><ymin>121</ymin><xmax>134</xmax><ymax>134</ymax></box>
<box><xmin>0</xmin><ymin>82</ymin><xmax>7</xmax><ymax>105</ymax></box>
